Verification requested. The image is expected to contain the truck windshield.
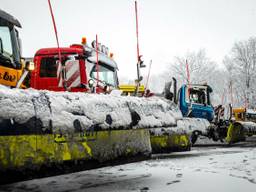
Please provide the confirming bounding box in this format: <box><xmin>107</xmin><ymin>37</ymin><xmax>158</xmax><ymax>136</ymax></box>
<box><xmin>0</xmin><ymin>26</ymin><xmax>13</xmax><ymax>60</ymax></box>
<box><xmin>186</xmin><ymin>86</ymin><xmax>209</xmax><ymax>105</ymax></box>
<box><xmin>91</xmin><ymin>64</ymin><xmax>117</xmax><ymax>87</ymax></box>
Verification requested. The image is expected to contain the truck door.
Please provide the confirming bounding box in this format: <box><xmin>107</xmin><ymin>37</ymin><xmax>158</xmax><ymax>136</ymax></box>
<box><xmin>31</xmin><ymin>56</ymin><xmax>63</xmax><ymax>91</ymax></box>
<box><xmin>32</xmin><ymin>54</ymin><xmax>86</xmax><ymax>92</ymax></box>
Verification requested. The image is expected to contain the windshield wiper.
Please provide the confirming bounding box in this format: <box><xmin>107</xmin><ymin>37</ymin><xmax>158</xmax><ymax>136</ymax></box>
<box><xmin>0</xmin><ymin>52</ymin><xmax>14</xmax><ymax>68</ymax></box>
<box><xmin>0</xmin><ymin>52</ymin><xmax>11</xmax><ymax>61</ymax></box>
<box><xmin>92</xmin><ymin>77</ymin><xmax>114</xmax><ymax>87</ymax></box>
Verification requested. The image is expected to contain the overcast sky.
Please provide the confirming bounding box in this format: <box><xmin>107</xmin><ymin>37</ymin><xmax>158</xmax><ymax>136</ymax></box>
<box><xmin>1</xmin><ymin>0</ymin><xmax>256</xmax><ymax>79</ymax></box>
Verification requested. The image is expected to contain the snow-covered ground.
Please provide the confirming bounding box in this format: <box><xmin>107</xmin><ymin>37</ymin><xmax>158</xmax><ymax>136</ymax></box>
<box><xmin>2</xmin><ymin>139</ymin><xmax>256</xmax><ymax>192</ymax></box>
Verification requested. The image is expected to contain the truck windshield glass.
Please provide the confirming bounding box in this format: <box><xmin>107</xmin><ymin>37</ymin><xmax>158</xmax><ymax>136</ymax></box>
<box><xmin>186</xmin><ymin>86</ymin><xmax>208</xmax><ymax>105</ymax></box>
<box><xmin>0</xmin><ymin>26</ymin><xmax>13</xmax><ymax>58</ymax></box>
<box><xmin>91</xmin><ymin>64</ymin><xmax>117</xmax><ymax>87</ymax></box>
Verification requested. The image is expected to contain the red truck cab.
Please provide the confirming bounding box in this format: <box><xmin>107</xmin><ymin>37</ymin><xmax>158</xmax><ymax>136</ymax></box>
<box><xmin>30</xmin><ymin>43</ymin><xmax>119</xmax><ymax>93</ymax></box>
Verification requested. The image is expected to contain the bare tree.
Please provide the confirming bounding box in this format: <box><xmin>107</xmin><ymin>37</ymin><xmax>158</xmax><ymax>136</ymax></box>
<box><xmin>165</xmin><ymin>49</ymin><xmax>226</xmax><ymax>105</ymax></box>
<box><xmin>170</xmin><ymin>49</ymin><xmax>217</xmax><ymax>85</ymax></box>
<box><xmin>224</xmin><ymin>37</ymin><xmax>256</xmax><ymax>108</ymax></box>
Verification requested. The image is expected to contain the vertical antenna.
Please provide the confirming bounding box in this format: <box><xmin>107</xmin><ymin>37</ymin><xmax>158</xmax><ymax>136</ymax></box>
<box><xmin>47</xmin><ymin>0</ymin><xmax>66</xmax><ymax>89</ymax></box>
<box><xmin>186</xmin><ymin>59</ymin><xmax>190</xmax><ymax>98</ymax></box>
<box><xmin>245</xmin><ymin>97</ymin><xmax>248</xmax><ymax>109</ymax></box>
<box><xmin>96</xmin><ymin>34</ymin><xmax>99</xmax><ymax>87</ymax></box>
<box><xmin>134</xmin><ymin>0</ymin><xmax>142</xmax><ymax>95</ymax></box>
<box><xmin>135</xmin><ymin>0</ymin><xmax>140</xmax><ymax>62</ymax></box>
<box><xmin>230</xmin><ymin>81</ymin><xmax>233</xmax><ymax>106</ymax></box>
<box><xmin>145</xmin><ymin>59</ymin><xmax>152</xmax><ymax>91</ymax></box>
<box><xmin>221</xmin><ymin>88</ymin><xmax>226</xmax><ymax>106</ymax></box>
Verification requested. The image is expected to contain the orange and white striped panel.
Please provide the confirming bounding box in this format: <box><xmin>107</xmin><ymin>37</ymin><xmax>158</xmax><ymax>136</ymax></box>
<box><xmin>65</xmin><ymin>60</ymin><xmax>81</xmax><ymax>89</ymax></box>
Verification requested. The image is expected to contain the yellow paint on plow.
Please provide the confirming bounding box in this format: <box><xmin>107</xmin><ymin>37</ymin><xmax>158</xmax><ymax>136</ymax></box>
<box><xmin>226</xmin><ymin>123</ymin><xmax>245</xmax><ymax>144</ymax></box>
<box><xmin>0</xmin><ymin>129</ymin><xmax>151</xmax><ymax>171</ymax></box>
<box><xmin>150</xmin><ymin>134</ymin><xmax>191</xmax><ymax>152</ymax></box>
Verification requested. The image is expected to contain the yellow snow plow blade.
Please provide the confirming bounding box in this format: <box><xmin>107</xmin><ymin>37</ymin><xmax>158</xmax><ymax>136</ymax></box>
<box><xmin>226</xmin><ymin>108</ymin><xmax>256</xmax><ymax>144</ymax></box>
<box><xmin>0</xmin><ymin>129</ymin><xmax>151</xmax><ymax>171</ymax></box>
<box><xmin>226</xmin><ymin>123</ymin><xmax>244</xmax><ymax>144</ymax></box>
<box><xmin>225</xmin><ymin>121</ymin><xmax>256</xmax><ymax>144</ymax></box>
<box><xmin>150</xmin><ymin>133</ymin><xmax>191</xmax><ymax>153</ymax></box>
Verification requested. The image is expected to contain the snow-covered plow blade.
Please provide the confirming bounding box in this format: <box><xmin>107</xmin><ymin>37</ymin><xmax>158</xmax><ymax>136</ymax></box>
<box><xmin>0</xmin><ymin>87</ymin><xmax>154</xmax><ymax>174</ymax></box>
<box><xmin>0</xmin><ymin>87</ymin><xmax>193</xmax><ymax>179</ymax></box>
<box><xmin>150</xmin><ymin>128</ymin><xmax>191</xmax><ymax>153</ymax></box>
<box><xmin>226</xmin><ymin>121</ymin><xmax>256</xmax><ymax>144</ymax></box>
<box><xmin>148</xmin><ymin>118</ymin><xmax>211</xmax><ymax>152</ymax></box>
<box><xmin>240</xmin><ymin>121</ymin><xmax>256</xmax><ymax>135</ymax></box>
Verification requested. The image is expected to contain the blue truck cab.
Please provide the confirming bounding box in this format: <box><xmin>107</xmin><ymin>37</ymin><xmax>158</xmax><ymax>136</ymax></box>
<box><xmin>178</xmin><ymin>84</ymin><xmax>214</xmax><ymax>122</ymax></box>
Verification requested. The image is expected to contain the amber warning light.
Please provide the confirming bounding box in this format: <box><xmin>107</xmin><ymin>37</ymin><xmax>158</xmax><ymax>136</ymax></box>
<box><xmin>81</xmin><ymin>37</ymin><xmax>87</xmax><ymax>45</ymax></box>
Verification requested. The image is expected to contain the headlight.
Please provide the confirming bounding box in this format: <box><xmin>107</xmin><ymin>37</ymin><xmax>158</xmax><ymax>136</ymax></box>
<box><xmin>88</xmin><ymin>79</ymin><xmax>95</xmax><ymax>88</ymax></box>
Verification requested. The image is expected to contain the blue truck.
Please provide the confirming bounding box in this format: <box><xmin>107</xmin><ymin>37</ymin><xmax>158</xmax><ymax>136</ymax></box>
<box><xmin>178</xmin><ymin>84</ymin><xmax>214</xmax><ymax>121</ymax></box>
<box><xmin>165</xmin><ymin>77</ymin><xmax>214</xmax><ymax>121</ymax></box>
<box><xmin>165</xmin><ymin>77</ymin><xmax>251</xmax><ymax>144</ymax></box>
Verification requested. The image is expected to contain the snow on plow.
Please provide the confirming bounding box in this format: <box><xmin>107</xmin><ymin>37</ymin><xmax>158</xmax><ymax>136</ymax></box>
<box><xmin>226</xmin><ymin>121</ymin><xmax>256</xmax><ymax>144</ymax></box>
<box><xmin>149</xmin><ymin>118</ymin><xmax>210</xmax><ymax>152</ymax></box>
<box><xmin>0</xmin><ymin>86</ymin><xmax>181</xmax><ymax>132</ymax></box>
<box><xmin>0</xmin><ymin>86</ymin><xmax>198</xmax><ymax>175</ymax></box>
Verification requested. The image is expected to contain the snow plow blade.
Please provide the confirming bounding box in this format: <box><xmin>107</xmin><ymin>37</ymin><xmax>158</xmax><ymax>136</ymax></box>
<box><xmin>226</xmin><ymin>121</ymin><xmax>256</xmax><ymax>144</ymax></box>
<box><xmin>0</xmin><ymin>86</ymin><xmax>186</xmax><ymax>179</ymax></box>
<box><xmin>150</xmin><ymin>129</ymin><xmax>191</xmax><ymax>153</ymax></box>
<box><xmin>0</xmin><ymin>129</ymin><xmax>150</xmax><ymax>184</ymax></box>
<box><xmin>149</xmin><ymin>118</ymin><xmax>211</xmax><ymax>152</ymax></box>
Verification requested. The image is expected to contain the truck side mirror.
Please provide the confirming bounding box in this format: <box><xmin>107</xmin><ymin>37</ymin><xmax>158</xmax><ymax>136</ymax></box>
<box><xmin>172</xmin><ymin>77</ymin><xmax>177</xmax><ymax>104</ymax></box>
<box><xmin>0</xmin><ymin>38</ymin><xmax>3</xmax><ymax>54</ymax></box>
<box><xmin>25</xmin><ymin>61</ymin><xmax>35</xmax><ymax>71</ymax></box>
<box><xmin>138</xmin><ymin>55</ymin><xmax>146</xmax><ymax>68</ymax></box>
<box><xmin>88</xmin><ymin>78</ymin><xmax>95</xmax><ymax>88</ymax></box>
<box><xmin>164</xmin><ymin>77</ymin><xmax>177</xmax><ymax>104</ymax></box>
<box><xmin>164</xmin><ymin>81</ymin><xmax>173</xmax><ymax>101</ymax></box>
